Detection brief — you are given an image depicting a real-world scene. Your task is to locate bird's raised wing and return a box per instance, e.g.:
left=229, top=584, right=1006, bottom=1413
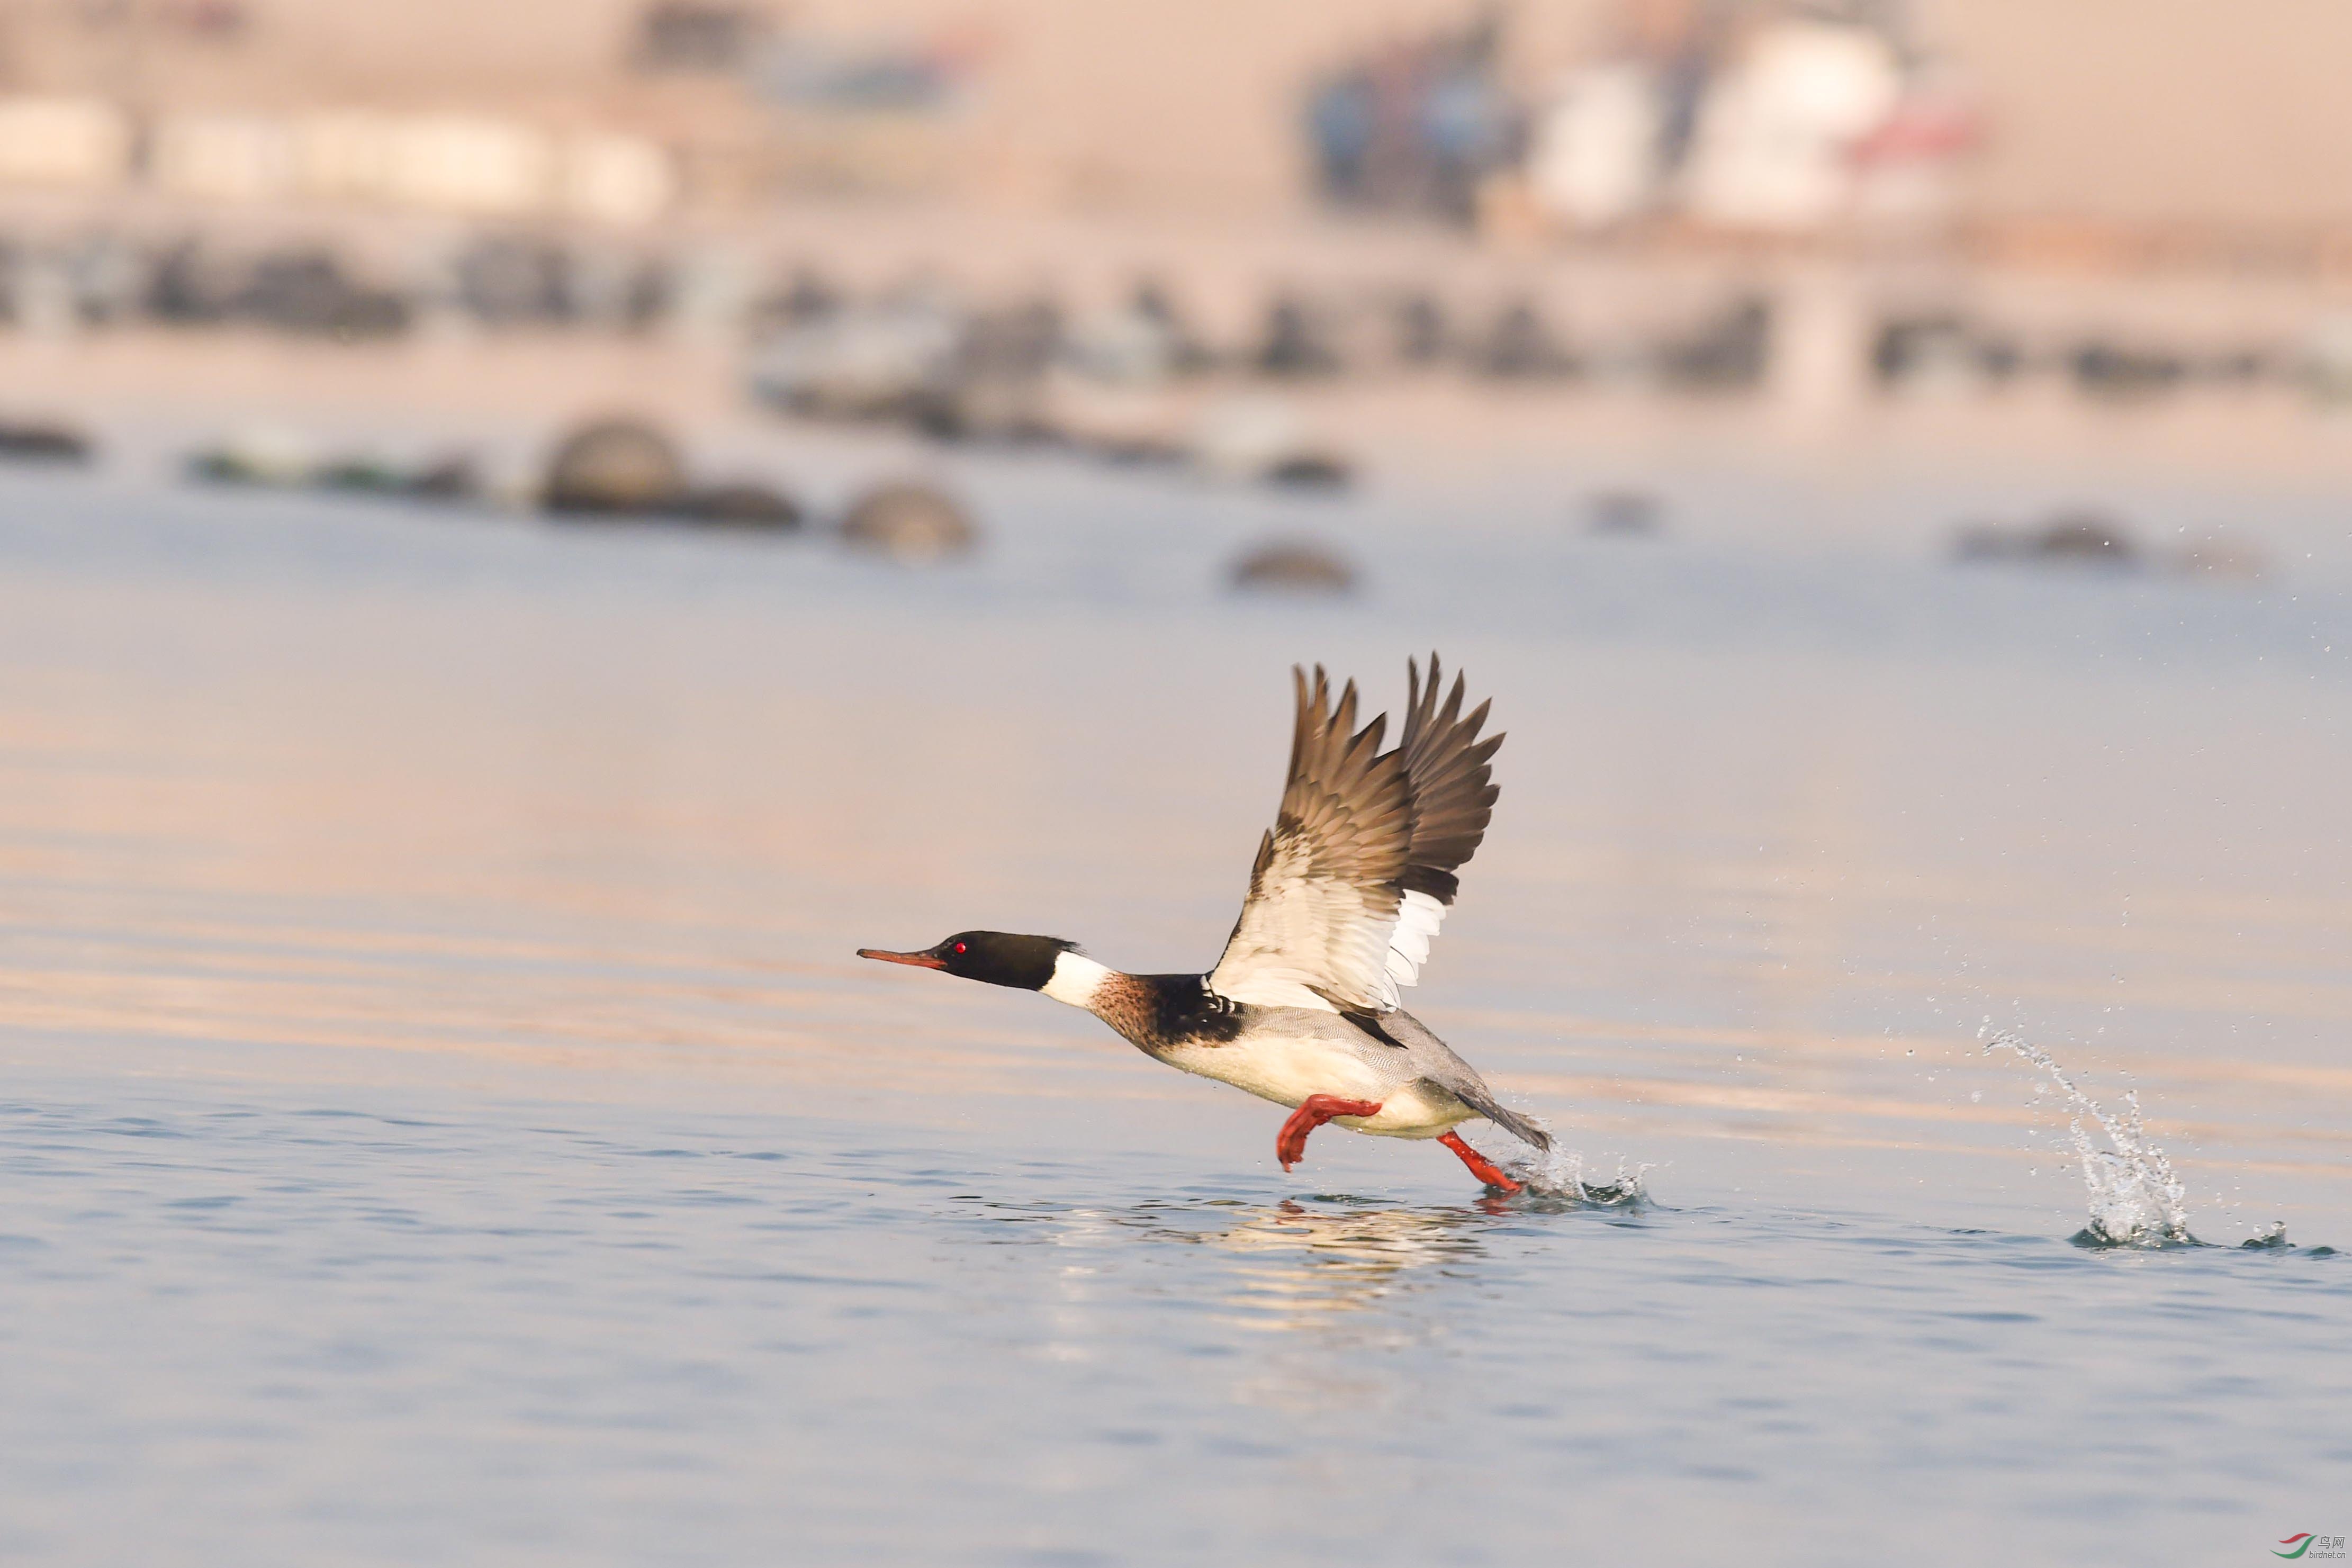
left=1207, top=655, right=1503, bottom=1013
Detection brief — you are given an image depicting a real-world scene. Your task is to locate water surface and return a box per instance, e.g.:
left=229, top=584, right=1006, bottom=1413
left=2, top=458, right=2347, bottom=1564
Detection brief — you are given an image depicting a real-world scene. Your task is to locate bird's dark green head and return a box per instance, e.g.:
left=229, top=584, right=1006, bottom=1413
left=857, top=931, right=1077, bottom=990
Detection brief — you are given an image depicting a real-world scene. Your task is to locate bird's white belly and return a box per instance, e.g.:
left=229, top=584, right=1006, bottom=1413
left=1158, top=1037, right=1469, bottom=1139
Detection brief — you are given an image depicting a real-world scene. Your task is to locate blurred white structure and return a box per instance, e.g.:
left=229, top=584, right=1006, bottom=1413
left=293, top=114, right=673, bottom=223
left=1527, top=65, right=1662, bottom=230
left=561, top=132, right=675, bottom=226
left=0, top=96, right=131, bottom=188
left=296, top=112, right=400, bottom=202
left=169, top=110, right=551, bottom=214
left=382, top=116, right=552, bottom=214
left=152, top=115, right=296, bottom=202
left=1682, top=22, right=1902, bottom=230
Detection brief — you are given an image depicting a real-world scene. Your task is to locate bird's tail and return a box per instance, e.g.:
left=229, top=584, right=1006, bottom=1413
left=1449, top=1084, right=1551, bottom=1151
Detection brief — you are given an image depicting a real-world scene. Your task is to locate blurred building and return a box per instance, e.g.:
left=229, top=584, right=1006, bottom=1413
left=0, top=0, right=2342, bottom=265
left=0, top=94, right=130, bottom=187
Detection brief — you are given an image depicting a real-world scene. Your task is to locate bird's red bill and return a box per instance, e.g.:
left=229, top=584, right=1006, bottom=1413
left=858, top=948, right=947, bottom=969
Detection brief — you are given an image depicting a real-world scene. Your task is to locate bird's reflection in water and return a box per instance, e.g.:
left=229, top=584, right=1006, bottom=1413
left=963, top=1192, right=1583, bottom=1413
left=1122, top=1197, right=1499, bottom=1338
left=1135, top=1198, right=1500, bottom=1414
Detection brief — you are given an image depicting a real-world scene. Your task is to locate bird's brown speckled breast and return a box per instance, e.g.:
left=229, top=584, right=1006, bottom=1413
left=1087, top=972, right=1245, bottom=1058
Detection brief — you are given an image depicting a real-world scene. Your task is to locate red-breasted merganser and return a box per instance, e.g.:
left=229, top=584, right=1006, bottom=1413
left=858, top=655, right=1549, bottom=1193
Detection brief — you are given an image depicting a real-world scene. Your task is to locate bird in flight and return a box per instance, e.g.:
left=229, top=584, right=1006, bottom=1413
left=859, top=655, right=1549, bottom=1193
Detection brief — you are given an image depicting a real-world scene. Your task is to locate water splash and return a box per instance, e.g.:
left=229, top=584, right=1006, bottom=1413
left=1477, top=1129, right=1652, bottom=1208
left=1979, top=1025, right=2195, bottom=1247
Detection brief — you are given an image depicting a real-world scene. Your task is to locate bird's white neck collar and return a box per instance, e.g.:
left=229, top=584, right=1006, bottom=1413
left=1041, top=951, right=1115, bottom=1008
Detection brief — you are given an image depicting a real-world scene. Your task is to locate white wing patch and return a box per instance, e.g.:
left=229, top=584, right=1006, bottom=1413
left=1209, top=832, right=1394, bottom=1013
left=1381, top=889, right=1447, bottom=993
left=1213, top=864, right=1451, bottom=1014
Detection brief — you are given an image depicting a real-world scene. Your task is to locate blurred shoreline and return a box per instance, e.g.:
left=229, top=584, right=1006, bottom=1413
left=10, top=0, right=2352, bottom=513
left=10, top=278, right=2352, bottom=501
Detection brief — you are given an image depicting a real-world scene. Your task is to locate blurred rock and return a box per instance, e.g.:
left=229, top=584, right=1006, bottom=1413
left=314, top=456, right=408, bottom=493
left=2025, top=510, right=2140, bottom=563
left=307, top=453, right=483, bottom=503
left=543, top=418, right=687, bottom=515
left=1873, top=314, right=2018, bottom=393
left=841, top=481, right=976, bottom=563
left=770, top=266, right=844, bottom=328
left=61, top=233, right=148, bottom=326
left=0, top=420, right=93, bottom=463
left=145, top=241, right=410, bottom=336
left=455, top=235, right=571, bottom=326
left=186, top=425, right=315, bottom=485
left=406, top=455, right=481, bottom=503
left=1089, top=434, right=1190, bottom=466
left=1063, top=299, right=1180, bottom=387
left=1659, top=296, right=1771, bottom=391
left=1951, top=509, right=2141, bottom=567
left=912, top=375, right=1053, bottom=446
left=965, top=298, right=1061, bottom=380
left=2070, top=340, right=2184, bottom=400
left=147, top=240, right=246, bottom=323
left=1263, top=452, right=1354, bottom=491
left=562, top=246, right=665, bottom=330
left=915, top=297, right=1061, bottom=443
left=748, top=301, right=962, bottom=421
left=1230, top=540, right=1357, bottom=594
left=1255, top=294, right=1340, bottom=377
left=1392, top=291, right=1449, bottom=366
left=187, top=438, right=489, bottom=504
left=682, top=481, right=803, bottom=529
left=1129, top=280, right=1210, bottom=373
left=1470, top=298, right=1575, bottom=379
left=1587, top=490, right=1661, bottom=535
left=240, top=249, right=410, bottom=337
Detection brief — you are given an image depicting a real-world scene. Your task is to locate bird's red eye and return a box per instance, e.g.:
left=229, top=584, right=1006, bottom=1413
left=953, top=942, right=968, bottom=955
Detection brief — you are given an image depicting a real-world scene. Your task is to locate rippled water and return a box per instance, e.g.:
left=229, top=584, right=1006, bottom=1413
left=3, top=457, right=2349, bottom=1564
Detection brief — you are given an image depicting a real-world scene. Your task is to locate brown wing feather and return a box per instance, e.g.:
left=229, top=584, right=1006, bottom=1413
left=1210, top=656, right=1504, bottom=1012
left=1394, top=652, right=1504, bottom=905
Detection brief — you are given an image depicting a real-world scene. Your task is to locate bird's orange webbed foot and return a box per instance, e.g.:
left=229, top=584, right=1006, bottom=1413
left=1439, top=1130, right=1524, bottom=1194
left=1275, top=1096, right=1384, bottom=1171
